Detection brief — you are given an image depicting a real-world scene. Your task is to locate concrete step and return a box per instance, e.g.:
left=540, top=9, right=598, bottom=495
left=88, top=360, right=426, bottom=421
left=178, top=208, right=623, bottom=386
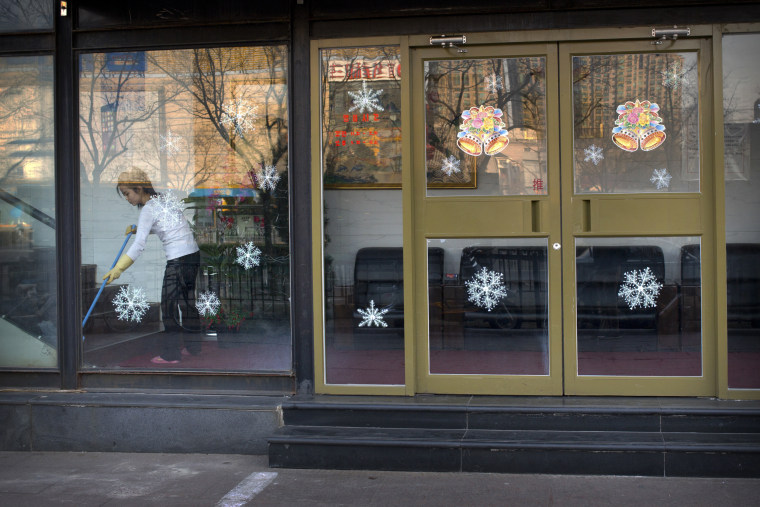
left=279, top=398, right=760, bottom=433
left=269, top=425, right=760, bottom=476
left=269, top=397, right=760, bottom=477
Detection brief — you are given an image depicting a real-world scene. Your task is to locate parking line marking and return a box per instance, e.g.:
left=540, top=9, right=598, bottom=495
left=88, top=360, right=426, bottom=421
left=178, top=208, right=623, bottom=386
left=216, top=471, right=278, bottom=507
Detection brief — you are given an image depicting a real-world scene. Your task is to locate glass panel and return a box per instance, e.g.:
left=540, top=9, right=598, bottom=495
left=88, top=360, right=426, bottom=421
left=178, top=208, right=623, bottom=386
left=0, top=55, right=56, bottom=368
left=320, top=46, right=404, bottom=385
left=428, top=238, right=549, bottom=376
left=0, top=0, right=53, bottom=33
left=424, top=57, right=547, bottom=197
left=722, top=33, right=760, bottom=389
left=321, top=47, right=402, bottom=189
left=79, top=47, right=291, bottom=372
left=575, top=237, right=701, bottom=376
left=573, top=52, right=699, bottom=194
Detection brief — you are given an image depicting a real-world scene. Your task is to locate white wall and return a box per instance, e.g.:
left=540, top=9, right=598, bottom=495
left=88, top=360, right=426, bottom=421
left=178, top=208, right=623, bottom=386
left=323, top=189, right=402, bottom=286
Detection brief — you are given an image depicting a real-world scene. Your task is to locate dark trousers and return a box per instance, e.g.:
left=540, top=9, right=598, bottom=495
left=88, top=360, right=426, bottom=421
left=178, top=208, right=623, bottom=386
left=160, top=251, right=201, bottom=361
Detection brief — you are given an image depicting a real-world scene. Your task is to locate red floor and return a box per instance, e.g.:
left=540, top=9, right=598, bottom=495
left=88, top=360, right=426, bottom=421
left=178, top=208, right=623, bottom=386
left=324, top=348, right=760, bottom=387
left=118, top=341, right=291, bottom=371
left=111, top=342, right=760, bottom=387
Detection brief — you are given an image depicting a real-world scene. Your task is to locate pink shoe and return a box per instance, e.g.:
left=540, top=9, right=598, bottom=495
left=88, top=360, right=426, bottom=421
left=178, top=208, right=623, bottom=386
left=150, top=356, right=180, bottom=364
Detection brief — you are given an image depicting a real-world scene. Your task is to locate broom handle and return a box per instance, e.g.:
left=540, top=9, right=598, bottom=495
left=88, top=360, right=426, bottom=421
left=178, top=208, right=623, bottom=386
left=81, top=227, right=135, bottom=335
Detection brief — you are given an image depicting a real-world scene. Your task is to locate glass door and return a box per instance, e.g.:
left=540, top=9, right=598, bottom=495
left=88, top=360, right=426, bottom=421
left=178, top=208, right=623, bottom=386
left=411, top=44, right=563, bottom=395
left=561, top=39, right=714, bottom=396
left=411, top=38, right=714, bottom=396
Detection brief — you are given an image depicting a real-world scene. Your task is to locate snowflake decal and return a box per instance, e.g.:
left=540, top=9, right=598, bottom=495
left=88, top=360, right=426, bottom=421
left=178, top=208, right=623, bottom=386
left=348, top=81, right=384, bottom=114
left=583, top=144, right=604, bottom=165
left=661, top=62, right=689, bottom=90
left=159, top=130, right=183, bottom=156
left=465, top=267, right=508, bottom=312
left=650, top=168, right=672, bottom=190
left=196, top=291, right=221, bottom=317
left=235, top=241, right=262, bottom=270
left=152, top=190, right=184, bottom=228
left=485, top=73, right=503, bottom=93
left=618, top=267, right=663, bottom=310
left=112, top=285, right=150, bottom=323
left=255, top=165, right=280, bottom=192
left=440, top=155, right=461, bottom=176
left=357, top=300, right=389, bottom=328
left=221, top=98, right=257, bottom=136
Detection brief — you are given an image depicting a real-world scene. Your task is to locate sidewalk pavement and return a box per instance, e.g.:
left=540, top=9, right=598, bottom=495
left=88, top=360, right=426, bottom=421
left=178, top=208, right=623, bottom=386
left=1, top=451, right=759, bottom=506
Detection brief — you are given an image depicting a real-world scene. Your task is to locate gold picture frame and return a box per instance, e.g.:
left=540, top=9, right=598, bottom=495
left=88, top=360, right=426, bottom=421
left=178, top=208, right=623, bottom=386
left=425, top=151, right=478, bottom=189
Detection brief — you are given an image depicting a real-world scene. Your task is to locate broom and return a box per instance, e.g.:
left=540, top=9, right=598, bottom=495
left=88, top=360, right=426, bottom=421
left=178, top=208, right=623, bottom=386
left=81, top=225, right=135, bottom=339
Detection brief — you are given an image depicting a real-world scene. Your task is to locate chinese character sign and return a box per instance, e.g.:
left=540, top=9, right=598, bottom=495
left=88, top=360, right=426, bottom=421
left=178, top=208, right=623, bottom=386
left=321, top=46, right=402, bottom=188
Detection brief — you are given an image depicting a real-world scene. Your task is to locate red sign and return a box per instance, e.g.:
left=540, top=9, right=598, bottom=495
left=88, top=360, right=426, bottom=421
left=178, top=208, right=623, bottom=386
left=328, top=58, right=401, bottom=82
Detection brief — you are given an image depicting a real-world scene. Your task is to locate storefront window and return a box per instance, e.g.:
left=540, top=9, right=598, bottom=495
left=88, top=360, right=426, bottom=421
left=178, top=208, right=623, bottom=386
left=0, top=54, right=56, bottom=368
left=572, top=52, right=699, bottom=194
left=320, top=46, right=404, bottom=385
left=424, top=56, right=547, bottom=197
left=723, top=33, right=760, bottom=389
left=428, top=238, right=549, bottom=375
left=575, top=236, right=701, bottom=376
left=79, top=46, right=291, bottom=372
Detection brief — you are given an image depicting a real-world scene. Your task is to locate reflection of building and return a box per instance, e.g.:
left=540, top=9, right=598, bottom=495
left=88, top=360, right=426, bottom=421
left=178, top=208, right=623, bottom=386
left=574, top=53, right=687, bottom=139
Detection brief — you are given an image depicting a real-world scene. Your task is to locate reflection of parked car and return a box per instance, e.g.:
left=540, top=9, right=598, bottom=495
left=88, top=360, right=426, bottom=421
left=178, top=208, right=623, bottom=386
left=459, top=246, right=548, bottom=330
left=576, top=245, right=664, bottom=330
left=353, top=247, right=444, bottom=334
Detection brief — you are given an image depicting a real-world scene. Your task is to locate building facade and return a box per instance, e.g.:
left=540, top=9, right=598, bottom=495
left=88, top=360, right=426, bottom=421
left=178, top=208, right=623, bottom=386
left=1, top=1, right=759, bottom=462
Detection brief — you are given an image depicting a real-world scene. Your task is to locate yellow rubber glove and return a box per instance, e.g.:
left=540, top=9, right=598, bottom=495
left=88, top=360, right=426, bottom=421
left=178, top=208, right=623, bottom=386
left=125, top=224, right=136, bottom=235
left=102, top=255, right=134, bottom=284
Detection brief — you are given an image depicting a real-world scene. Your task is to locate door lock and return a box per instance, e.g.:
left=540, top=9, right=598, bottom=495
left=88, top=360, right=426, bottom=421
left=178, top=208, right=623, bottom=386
left=553, top=243, right=561, bottom=250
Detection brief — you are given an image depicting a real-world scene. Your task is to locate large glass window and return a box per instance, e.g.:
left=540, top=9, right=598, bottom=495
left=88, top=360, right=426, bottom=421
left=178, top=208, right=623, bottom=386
left=723, top=33, right=760, bottom=389
left=0, top=55, right=56, bottom=368
left=572, top=52, right=699, bottom=194
left=320, top=46, right=404, bottom=385
left=79, top=46, right=291, bottom=372
left=575, top=236, right=701, bottom=377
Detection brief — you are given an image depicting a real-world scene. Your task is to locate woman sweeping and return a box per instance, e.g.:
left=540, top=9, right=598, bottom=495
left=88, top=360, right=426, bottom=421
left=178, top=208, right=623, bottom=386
left=103, top=168, right=201, bottom=364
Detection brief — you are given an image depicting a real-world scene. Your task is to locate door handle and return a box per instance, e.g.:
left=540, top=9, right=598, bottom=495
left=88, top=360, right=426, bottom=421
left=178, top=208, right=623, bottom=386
left=581, top=199, right=591, bottom=232
left=531, top=200, right=541, bottom=233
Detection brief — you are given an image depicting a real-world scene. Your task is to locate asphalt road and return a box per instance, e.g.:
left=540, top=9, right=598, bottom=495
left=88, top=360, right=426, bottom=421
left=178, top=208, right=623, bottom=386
left=1, top=451, right=758, bottom=506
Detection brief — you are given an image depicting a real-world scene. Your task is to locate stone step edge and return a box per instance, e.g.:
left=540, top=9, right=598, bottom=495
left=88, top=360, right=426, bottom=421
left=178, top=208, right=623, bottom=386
left=281, top=401, right=760, bottom=416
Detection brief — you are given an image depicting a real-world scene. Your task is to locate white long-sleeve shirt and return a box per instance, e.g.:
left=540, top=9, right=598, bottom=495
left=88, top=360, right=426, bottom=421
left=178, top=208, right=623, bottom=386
left=126, top=197, right=199, bottom=262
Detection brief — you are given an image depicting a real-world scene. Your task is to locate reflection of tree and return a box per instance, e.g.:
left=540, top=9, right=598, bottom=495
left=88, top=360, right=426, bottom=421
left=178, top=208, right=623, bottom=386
left=149, top=46, right=289, bottom=250
left=425, top=57, right=546, bottom=183
left=141, top=123, right=222, bottom=193
left=152, top=47, right=288, bottom=172
left=573, top=56, right=618, bottom=136
left=79, top=53, right=178, bottom=186
left=574, top=53, right=699, bottom=192
left=0, top=56, right=52, bottom=188
left=0, top=0, right=52, bottom=30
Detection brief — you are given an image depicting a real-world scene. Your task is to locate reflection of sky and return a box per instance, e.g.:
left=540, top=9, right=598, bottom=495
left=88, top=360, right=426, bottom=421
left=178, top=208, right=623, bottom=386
left=723, top=33, right=760, bottom=122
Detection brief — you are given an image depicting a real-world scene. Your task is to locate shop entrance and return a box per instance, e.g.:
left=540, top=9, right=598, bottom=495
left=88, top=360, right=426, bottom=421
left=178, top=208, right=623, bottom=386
left=411, top=39, right=715, bottom=396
